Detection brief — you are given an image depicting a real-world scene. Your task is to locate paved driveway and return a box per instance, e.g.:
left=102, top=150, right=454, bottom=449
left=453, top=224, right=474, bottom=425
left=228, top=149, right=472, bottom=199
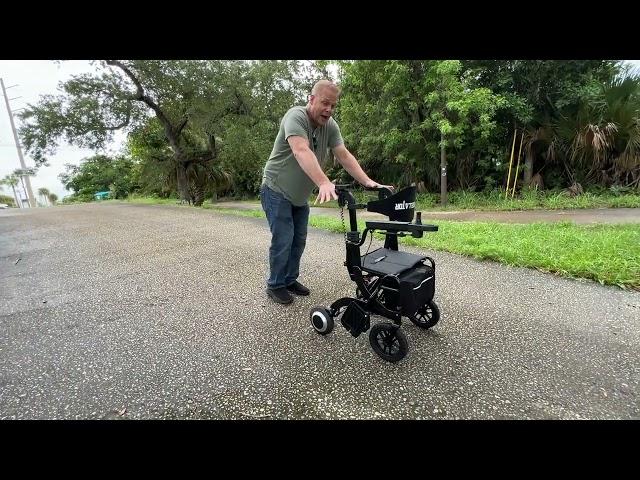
left=1, top=204, right=638, bottom=419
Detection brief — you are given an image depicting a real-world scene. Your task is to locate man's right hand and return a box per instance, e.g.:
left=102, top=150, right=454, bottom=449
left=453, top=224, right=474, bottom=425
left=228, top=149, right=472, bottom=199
left=315, top=181, right=338, bottom=204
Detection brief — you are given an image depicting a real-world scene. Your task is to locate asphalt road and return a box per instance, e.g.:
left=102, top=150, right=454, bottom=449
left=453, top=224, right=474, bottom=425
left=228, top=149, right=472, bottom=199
left=1, top=203, right=638, bottom=419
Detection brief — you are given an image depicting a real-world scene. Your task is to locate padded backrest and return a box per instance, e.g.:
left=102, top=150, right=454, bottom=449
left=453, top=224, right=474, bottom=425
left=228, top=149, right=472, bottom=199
left=366, top=186, right=416, bottom=222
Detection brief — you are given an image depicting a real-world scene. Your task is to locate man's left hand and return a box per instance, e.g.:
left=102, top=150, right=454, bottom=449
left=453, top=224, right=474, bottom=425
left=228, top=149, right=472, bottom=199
left=364, top=180, right=394, bottom=192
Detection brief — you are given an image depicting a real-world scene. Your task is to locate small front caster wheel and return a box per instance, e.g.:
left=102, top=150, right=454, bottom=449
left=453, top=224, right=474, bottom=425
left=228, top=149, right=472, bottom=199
left=409, top=300, right=440, bottom=329
left=369, top=322, right=408, bottom=363
left=310, top=307, right=334, bottom=335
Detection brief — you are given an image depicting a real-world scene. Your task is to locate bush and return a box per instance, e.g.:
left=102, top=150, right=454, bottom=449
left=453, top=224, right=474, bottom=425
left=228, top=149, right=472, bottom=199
left=0, top=194, right=16, bottom=207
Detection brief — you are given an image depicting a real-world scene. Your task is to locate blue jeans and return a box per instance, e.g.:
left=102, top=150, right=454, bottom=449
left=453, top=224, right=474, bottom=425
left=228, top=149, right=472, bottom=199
left=260, top=184, right=310, bottom=289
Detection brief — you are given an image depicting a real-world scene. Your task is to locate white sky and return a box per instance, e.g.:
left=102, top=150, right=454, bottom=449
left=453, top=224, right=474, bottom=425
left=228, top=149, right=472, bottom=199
left=1, top=59, right=639, bottom=203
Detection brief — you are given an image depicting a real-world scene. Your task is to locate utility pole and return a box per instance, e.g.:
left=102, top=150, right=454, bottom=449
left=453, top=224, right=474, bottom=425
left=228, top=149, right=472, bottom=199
left=1, top=77, right=36, bottom=207
left=440, top=132, right=448, bottom=206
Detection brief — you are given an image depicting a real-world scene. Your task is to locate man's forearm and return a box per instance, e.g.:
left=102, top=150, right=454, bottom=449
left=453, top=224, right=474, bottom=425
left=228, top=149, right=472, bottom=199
left=337, top=151, right=372, bottom=185
left=293, top=148, right=331, bottom=187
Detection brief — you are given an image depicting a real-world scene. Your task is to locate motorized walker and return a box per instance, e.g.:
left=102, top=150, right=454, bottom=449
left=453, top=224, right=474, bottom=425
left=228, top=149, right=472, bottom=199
left=310, top=185, right=441, bottom=362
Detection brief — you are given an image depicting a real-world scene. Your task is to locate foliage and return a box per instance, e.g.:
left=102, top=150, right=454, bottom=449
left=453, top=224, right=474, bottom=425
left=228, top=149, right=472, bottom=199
left=18, top=60, right=640, bottom=205
left=0, top=194, right=15, bottom=206
left=337, top=60, right=506, bottom=192
left=59, top=154, right=139, bottom=200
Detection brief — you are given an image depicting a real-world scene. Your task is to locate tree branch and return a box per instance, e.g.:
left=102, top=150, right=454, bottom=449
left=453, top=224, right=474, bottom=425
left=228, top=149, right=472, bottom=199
left=106, top=60, right=144, bottom=99
left=106, top=60, right=185, bottom=156
left=105, top=108, right=131, bottom=130
left=175, top=116, right=189, bottom=136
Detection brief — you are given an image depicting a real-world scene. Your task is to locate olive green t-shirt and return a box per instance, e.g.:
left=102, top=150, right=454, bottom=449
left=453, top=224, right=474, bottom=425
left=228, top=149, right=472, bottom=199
left=262, top=106, right=344, bottom=206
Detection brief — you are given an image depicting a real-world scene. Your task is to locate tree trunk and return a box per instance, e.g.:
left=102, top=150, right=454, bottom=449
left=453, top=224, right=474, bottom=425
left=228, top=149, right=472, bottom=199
left=524, top=149, right=533, bottom=185
left=176, top=161, right=189, bottom=203
left=440, top=133, right=448, bottom=206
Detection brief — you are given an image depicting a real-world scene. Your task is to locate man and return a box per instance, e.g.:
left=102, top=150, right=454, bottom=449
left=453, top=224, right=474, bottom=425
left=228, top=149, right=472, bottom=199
left=260, top=79, right=392, bottom=304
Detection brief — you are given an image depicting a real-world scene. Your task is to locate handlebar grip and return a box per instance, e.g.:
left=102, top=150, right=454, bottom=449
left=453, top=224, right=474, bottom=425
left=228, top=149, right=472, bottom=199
left=366, top=186, right=395, bottom=199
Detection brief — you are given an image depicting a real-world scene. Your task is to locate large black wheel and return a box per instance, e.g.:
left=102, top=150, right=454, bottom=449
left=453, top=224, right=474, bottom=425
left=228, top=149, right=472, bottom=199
left=409, top=300, right=440, bottom=329
left=368, top=323, right=408, bottom=363
left=310, top=307, right=334, bottom=335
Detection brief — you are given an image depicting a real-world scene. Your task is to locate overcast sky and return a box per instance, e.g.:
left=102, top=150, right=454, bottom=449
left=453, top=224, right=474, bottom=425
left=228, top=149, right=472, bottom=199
left=1, top=59, right=639, bottom=204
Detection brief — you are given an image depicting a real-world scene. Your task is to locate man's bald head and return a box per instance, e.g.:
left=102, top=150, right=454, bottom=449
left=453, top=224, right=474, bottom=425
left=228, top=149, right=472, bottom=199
left=311, top=80, right=341, bottom=97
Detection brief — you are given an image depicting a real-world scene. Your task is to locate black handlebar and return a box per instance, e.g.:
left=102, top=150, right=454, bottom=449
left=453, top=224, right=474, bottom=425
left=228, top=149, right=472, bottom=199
left=334, top=183, right=393, bottom=192
left=365, top=186, right=395, bottom=199
left=334, top=183, right=395, bottom=203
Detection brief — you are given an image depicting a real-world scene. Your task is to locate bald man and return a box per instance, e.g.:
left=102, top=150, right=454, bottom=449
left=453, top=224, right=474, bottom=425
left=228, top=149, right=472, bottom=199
left=260, top=79, right=392, bottom=304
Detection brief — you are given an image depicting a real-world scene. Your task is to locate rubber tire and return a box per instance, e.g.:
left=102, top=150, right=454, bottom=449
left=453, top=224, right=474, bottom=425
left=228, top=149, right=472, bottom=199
left=310, top=307, right=334, bottom=335
left=368, top=322, right=408, bottom=363
left=409, top=300, right=440, bottom=329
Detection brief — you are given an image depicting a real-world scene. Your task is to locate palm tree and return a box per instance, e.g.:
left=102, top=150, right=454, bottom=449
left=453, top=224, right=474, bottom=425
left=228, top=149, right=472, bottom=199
left=521, top=74, right=640, bottom=190
left=558, top=75, right=640, bottom=188
left=1, top=174, right=21, bottom=207
left=37, top=187, right=51, bottom=206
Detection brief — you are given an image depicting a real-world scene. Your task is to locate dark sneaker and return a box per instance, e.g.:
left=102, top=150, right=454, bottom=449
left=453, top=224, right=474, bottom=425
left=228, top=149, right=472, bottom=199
left=286, top=281, right=310, bottom=296
left=266, top=287, right=293, bottom=304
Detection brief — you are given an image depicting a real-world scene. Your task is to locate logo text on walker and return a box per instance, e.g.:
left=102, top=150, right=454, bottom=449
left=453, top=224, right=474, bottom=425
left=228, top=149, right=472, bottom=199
left=395, top=201, right=415, bottom=210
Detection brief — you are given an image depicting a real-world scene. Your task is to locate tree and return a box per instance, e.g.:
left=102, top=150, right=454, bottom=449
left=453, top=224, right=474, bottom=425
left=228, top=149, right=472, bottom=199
left=48, top=193, right=58, bottom=205
left=58, top=154, right=137, bottom=200
left=1, top=174, right=20, bottom=207
left=19, top=60, right=232, bottom=205
left=552, top=74, right=640, bottom=188
left=421, top=61, right=505, bottom=204
left=337, top=60, right=504, bottom=202
left=215, top=60, right=311, bottom=197
left=20, top=60, right=313, bottom=204
left=120, top=60, right=313, bottom=200
left=37, top=187, right=50, bottom=206
left=462, top=60, right=621, bottom=188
